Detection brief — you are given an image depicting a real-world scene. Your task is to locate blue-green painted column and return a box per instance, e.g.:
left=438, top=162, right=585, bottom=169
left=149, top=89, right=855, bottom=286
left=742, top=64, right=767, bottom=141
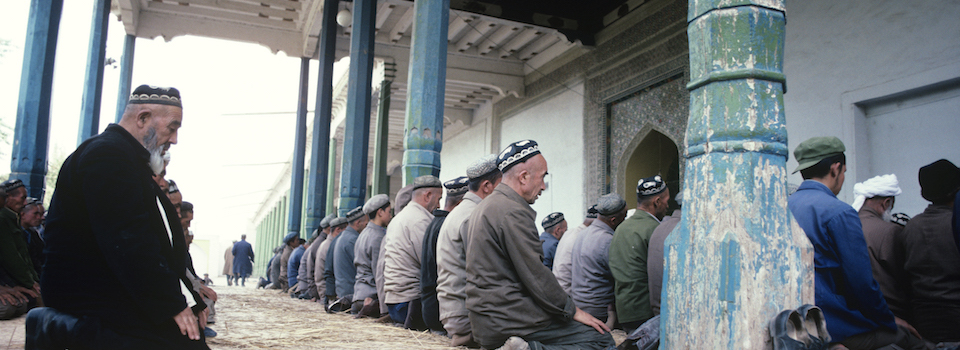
left=12, top=0, right=63, bottom=200
left=115, top=34, right=135, bottom=123
left=661, top=1, right=813, bottom=348
left=326, top=138, right=338, bottom=214
left=338, top=0, right=377, bottom=215
left=286, top=58, right=310, bottom=239
left=77, top=0, right=111, bottom=145
left=372, top=78, right=392, bottom=194
left=305, top=0, right=339, bottom=233
left=401, top=0, right=448, bottom=184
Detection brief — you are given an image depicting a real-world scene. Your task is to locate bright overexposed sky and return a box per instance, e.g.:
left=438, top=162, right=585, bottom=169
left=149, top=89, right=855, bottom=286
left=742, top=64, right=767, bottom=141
left=0, top=1, right=345, bottom=275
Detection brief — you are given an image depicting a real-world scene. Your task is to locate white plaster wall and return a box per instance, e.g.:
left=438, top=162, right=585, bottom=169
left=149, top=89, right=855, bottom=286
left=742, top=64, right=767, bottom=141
left=439, top=119, right=490, bottom=188
left=500, top=83, right=586, bottom=232
left=784, top=0, right=960, bottom=201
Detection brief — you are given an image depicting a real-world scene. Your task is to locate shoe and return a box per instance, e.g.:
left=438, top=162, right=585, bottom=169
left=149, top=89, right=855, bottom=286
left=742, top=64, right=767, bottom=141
left=204, top=327, right=217, bottom=338
left=497, top=336, right=530, bottom=350
left=798, top=305, right=830, bottom=350
left=770, top=309, right=809, bottom=350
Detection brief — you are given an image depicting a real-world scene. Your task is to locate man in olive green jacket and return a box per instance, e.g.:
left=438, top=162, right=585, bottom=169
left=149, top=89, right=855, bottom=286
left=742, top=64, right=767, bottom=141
left=609, top=175, right=670, bottom=333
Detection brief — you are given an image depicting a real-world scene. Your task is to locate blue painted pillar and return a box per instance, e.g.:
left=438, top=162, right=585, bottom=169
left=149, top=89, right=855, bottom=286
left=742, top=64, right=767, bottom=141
left=305, top=0, right=339, bottom=232
left=115, top=34, right=136, bottom=123
left=661, top=1, right=813, bottom=348
left=338, top=0, right=377, bottom=216
left=372, top=78, right=392, bottom=194
left=326, top=138, right=338, bottom=214
left=286, top=58, right=310, bottom=239
left=401, top=0, right=449, bottom=184
left=12, top=0, right=64, bottom=200
left=77, top=0, right=111, bottom=145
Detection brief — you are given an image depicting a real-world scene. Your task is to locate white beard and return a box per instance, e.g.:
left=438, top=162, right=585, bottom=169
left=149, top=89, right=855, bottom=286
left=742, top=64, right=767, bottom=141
left=148, top=147, right=165, bottom=176
left=883, top=207, right=894, bottom=222
left=143, top=127, right=166, bottom=176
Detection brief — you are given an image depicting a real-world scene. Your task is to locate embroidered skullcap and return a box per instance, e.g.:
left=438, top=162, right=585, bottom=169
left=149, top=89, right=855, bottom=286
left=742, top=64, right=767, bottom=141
left=282, top=231, right=299, bottom=244
left=891, top=213, right=910, bottom=227
left=498, top=140, right=541, bottom=173
left=444, top=176, right=470, bottom=196
left=851, top=174, right=902, bottom=211
left=319, top=213, right=337, bottom=229
left=412, top=175, right=442, bottom=190
left=0, top=179, right=24, bottom=193
left=586, top=205, right=599, bottom=219
left=918, top=159, right=960, bottom=203
left=597, top=193, right=627, bottom=216
left=541, top=212, right=565, bottom=230
left=467, top=154, right=499, bottom=180
left=346, top=206, right=365, bottom=222
left=637, top=175, right=666, bottom=196
left=363, top=194, right=390, bottom=215
left=128, top=85, right=182, bottom=108
left=167, top=179, right=180, bottom=194
left=329, top=217, right=348, bottom=228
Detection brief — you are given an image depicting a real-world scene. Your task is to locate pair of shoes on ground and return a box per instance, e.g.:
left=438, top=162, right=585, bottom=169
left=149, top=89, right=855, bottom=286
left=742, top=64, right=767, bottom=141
left=204, top=327, right=217, bottom=338
left=771, top=304, right=830, bottom=350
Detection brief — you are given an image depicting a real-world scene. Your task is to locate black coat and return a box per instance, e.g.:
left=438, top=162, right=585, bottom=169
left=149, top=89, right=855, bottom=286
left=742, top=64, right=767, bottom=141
left=42, top=124, right=205, bottom=342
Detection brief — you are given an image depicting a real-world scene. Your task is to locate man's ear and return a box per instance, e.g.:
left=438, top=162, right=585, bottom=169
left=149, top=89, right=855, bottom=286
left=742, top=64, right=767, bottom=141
left=136, top=109, right=152, bottom=127
left=830, top=162, right=842, bottom=178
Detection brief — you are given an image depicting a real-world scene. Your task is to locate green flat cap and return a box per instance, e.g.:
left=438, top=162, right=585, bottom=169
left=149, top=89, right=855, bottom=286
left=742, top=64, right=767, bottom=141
left=793, top=136, right=845, bottom=174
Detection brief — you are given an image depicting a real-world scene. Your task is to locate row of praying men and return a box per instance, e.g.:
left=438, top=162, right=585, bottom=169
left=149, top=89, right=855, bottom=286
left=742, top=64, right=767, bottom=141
left=0, top=180, right=44, bottom=320
left=258, top=136, right=960, bottom=350
left=262, top=140, right=618, bottom=349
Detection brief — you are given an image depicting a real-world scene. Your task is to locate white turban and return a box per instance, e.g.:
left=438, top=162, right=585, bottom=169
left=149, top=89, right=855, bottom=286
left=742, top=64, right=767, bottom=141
left=851, top=174, right=902, bottom=211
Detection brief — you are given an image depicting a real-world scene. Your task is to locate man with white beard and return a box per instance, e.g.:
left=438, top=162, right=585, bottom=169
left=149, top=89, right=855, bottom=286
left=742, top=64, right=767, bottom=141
left=30, top=85, right=208, bottom=349
left=853, top=174, right=909, bottom=320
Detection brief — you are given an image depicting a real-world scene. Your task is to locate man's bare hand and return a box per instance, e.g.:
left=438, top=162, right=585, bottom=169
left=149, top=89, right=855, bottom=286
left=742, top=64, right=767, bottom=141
left=894, top=317, right=921, bottom=339
left=14, top=285, right=38, bottom=299
left=0, top=290, right=19, bottom=305
left=31, top=282, right=40, bottom=295
left=200, top=285, right=217, bottom=302
left=173, top=307, right=200, bottom=340
left=573, top=307, right=610, bottom=334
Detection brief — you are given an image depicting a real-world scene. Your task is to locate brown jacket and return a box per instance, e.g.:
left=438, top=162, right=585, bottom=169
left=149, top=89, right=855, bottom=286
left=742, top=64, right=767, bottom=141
left=465, top=184, right=575, bottom=349
left=858, top=206, right=908, bottom=319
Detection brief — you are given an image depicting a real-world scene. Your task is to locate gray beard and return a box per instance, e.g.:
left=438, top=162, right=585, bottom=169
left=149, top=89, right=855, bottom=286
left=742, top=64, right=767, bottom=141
left=143, top=127, right=165, bottom=176
left=883, top=207, right=894, bottom=222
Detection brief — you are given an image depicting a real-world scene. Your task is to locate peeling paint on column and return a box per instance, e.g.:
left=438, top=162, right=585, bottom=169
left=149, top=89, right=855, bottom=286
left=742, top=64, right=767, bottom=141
left=661, top=1, right=813, bottom=349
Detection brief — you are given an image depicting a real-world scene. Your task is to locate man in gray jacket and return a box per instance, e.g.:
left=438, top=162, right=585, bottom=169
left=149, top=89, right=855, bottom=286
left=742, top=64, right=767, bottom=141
left=437, top=154, right=500, bottom=348
left=353, top=194, right=391, bottom=316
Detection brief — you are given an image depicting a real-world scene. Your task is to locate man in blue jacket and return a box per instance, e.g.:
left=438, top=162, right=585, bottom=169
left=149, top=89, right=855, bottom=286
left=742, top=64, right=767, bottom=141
left=788, top=136, right=927, bottom=350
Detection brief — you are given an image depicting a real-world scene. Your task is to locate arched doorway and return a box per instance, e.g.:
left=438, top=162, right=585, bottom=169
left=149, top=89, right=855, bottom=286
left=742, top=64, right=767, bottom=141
left=622, top=130, right=680, bottom=211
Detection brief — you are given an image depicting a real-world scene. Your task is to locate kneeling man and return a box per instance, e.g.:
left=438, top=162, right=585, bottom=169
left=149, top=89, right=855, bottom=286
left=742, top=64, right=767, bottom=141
left=465, top=140, right=614, bottom=350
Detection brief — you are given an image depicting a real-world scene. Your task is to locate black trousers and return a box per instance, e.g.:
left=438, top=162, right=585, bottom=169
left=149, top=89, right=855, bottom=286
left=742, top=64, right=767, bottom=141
left=420, top=287, right=444, bottom=332
left=26, top=307, right=209, bottom=350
